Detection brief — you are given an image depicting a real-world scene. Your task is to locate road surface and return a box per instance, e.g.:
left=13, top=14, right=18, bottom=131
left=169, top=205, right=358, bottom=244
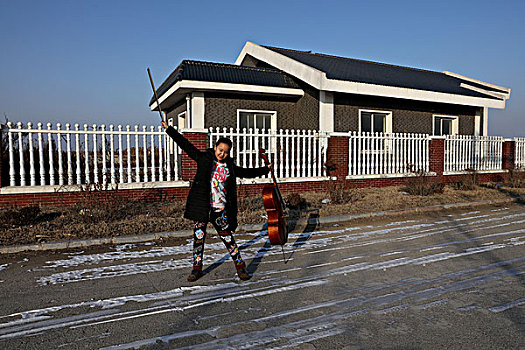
left=1, top=204, right=524, bottom=349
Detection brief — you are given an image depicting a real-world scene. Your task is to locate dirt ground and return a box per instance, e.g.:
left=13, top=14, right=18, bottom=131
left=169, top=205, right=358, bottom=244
left=1, top=182, right=524, bottom=247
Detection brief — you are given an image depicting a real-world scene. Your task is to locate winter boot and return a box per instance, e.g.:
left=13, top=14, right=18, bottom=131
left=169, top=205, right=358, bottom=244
left=235, top=263, right=251, bottom=281
left=187, top=269, right=203, bottom=282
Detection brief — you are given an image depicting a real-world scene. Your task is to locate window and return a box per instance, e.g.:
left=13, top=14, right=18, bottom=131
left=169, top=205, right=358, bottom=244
left=433, top=115, right=458, bottom=136
left=359, top=110, right=392, bottom=133
left=238, top=111, right=273, bottom=132
left=237, top=110, right=277, bottom=153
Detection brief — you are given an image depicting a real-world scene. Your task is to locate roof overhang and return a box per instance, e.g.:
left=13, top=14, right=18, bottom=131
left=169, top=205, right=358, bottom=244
left=150, top=80, right=304, bottom=111
left=235, top=42, right=510, bottom=109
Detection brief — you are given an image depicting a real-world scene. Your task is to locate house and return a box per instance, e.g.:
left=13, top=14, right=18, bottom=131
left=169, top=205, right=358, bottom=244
left=149, top=42, right=510, bottom=137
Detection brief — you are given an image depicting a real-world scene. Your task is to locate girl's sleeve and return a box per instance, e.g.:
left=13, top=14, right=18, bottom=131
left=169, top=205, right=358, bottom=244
left=234, top=164, right=270, bottom=179
left=165, top=126, right=201, bottom=161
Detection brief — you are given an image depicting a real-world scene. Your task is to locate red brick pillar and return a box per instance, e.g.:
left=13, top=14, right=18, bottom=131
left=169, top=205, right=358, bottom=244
left=429, top=137, right=445, bottom=181
left=327, top=134, right=349, bottom=178
left=502, top=140, right=515, bottom=170
left=181, top=130, right=208, bottom=182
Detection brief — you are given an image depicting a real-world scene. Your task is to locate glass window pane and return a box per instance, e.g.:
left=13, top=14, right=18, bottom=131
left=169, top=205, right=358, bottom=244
left=264, top=115, right=271, bottom=130
left=434, top=118, right=441, bottom=135
left=442, top=119, right=451, bottom=135
left=240, top=112, right=248, bottom=129
left=361, top=113, right=371, bottom=132
left=256, top=114, right=264, bottom=130
left=373, top=114, right=385, bottom=133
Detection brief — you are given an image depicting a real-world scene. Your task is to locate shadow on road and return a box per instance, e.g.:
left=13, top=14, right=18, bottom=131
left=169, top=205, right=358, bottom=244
left=284, top=211, right=320, bottom=264
left=202, top=231, right=267, bottom=277
left=440, top=208, right=525, bottom=285
left=491, top=184, right=525, bottom=205
left=439, top=205, right=525, bottom=331
left=203, top=210, right=321, bottom=277
left=248, top=210, right=320, bottom=274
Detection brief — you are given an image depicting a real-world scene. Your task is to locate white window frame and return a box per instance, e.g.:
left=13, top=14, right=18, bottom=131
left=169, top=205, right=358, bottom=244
left=236, top=109, right=277, bottom=154
left=432, top=115, right=459, bottom=136
left=237, top=109, right=277, bottom=131
left=358, top=109, right=392, bottom=134
left=177, top=111, right=186, bottom=130
left=166, top=116, right=175, bottom=155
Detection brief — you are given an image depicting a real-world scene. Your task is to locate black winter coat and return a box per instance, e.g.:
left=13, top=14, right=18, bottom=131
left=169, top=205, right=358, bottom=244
left=166, top=126, right=269, bottom=231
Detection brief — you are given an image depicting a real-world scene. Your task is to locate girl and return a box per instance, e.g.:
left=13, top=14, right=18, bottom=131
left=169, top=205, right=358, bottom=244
left=161, top=121, right=271, bottom=282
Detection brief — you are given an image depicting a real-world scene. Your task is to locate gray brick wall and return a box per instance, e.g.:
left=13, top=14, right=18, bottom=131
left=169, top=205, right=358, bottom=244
left=334, top=93, right=477, bottom=135
left=204, top=82, right=319, bottom=130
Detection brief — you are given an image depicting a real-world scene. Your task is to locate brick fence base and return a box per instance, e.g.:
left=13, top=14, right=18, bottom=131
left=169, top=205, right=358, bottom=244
left=0, top=187, right=191, bottom=209
left=0, top=172, right=512, bottom=209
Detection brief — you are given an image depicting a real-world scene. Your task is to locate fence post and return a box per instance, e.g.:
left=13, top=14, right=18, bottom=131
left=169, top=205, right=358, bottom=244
left=429, top=137, right=445, bottom=182
left=181, top=129, right=208, bottom=182
left=327, top=133, right=349, bottom=178
left=502, top=139, right=515, bottom=172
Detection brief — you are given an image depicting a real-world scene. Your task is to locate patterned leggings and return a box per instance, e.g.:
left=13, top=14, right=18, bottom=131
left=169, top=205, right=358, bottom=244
left=192, top=209, right=244, bottom=271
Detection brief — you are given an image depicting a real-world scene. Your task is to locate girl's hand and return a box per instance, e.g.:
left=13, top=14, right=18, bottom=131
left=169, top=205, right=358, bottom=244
left=161, top=121, right=168, bottom=129
left=267, top=163, right=273, bottom=171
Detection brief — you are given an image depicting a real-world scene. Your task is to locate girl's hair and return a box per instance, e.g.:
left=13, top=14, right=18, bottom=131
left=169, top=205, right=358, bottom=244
left=215, top=137, right=232, bottom=149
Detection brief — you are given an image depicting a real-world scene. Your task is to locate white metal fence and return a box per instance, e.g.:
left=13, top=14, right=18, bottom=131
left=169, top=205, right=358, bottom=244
left=345, top=132, right=430, bottom=176
left=209, top=127, right=329, bottom=179
left=515, top=137, right=525, bottom=170
left=5, top=122, right=181, bottom=187
left=444, top=135, right=504, bottom=173
left=3, top=121, right=520, bottom=189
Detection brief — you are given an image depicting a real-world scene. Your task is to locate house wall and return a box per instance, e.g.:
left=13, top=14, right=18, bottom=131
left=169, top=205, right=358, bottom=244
left=294, top=81, right=319, bottom=130
left=165, top=99, right=187, bottom=124
left=238, top=56, right=321, bottom=130
left=204, top=92, right=296, bottom=129
left=334, top=93, right=477, bottom=134
left=204, top=82, right=319, bottom=130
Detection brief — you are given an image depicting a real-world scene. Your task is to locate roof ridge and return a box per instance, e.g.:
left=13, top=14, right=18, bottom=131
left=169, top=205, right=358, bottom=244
left=262, top=45, right=444, bottom=76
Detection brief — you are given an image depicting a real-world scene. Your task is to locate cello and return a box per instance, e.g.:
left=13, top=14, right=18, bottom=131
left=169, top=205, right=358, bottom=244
left=260, top=149, right=288, bottom=245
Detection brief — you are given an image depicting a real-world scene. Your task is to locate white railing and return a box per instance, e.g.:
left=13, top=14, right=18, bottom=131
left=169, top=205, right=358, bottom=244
left=5, top=122, right=181, bottom=187
left=345, top=132, right=430, bottom=176
left=444, top=135, right=504, bottom=173
left=515, top=137, right=525, bottom=170
left=209, top=128, right=329, bottom=179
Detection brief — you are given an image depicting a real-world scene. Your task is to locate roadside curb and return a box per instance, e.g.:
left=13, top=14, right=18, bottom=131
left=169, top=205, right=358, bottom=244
left=1, top=197, right=522, bottom=255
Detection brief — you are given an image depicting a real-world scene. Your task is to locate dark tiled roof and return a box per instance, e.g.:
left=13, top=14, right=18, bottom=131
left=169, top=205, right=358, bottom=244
left=263, top=46, right=504, bottom=99
left=150, top=60, right=299, bottom=105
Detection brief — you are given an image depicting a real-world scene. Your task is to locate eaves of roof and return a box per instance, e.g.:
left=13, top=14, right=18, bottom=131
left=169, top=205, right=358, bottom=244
left=149, top=60, right=300, bottom=106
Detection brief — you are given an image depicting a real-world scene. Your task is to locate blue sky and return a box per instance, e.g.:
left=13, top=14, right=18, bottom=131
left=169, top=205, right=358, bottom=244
left=1, top=0, right=524, bottom=136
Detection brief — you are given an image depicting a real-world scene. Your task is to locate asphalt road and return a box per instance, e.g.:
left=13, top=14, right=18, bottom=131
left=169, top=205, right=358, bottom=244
left=0, top=203, right=524, bottom=349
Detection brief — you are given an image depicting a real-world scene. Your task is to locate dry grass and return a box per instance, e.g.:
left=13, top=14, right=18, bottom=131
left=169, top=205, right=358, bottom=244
left=402, top=170, right=445, bottom=196
left=0, top=201, right=187, bottom=246
left=0, top=183, right=520, bottom=247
